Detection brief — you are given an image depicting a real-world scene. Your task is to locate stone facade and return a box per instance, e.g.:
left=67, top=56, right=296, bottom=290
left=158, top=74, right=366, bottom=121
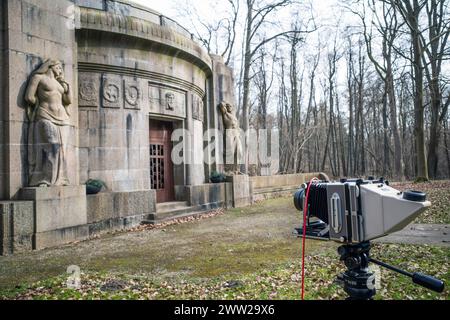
left=0, top=0, right=231, bottom=254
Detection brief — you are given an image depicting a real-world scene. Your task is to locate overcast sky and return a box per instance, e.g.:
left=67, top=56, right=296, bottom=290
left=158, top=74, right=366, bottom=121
left=129, top=0, right=344, bottom=29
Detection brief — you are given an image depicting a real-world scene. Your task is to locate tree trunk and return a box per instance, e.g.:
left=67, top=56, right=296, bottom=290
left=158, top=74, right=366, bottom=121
left=412, top=24, right=428, bottom=181
left=387, top=70, right=404, bottom=180
left=382, top=85, right=390, bottom=176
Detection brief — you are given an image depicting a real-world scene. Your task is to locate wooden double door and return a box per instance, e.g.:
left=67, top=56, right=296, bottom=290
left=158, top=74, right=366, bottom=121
left=149, top=119, right=174, bottom=203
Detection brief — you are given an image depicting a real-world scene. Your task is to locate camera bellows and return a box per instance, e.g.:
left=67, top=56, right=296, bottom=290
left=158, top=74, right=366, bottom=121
left=306, top=183, right=329, bottom=223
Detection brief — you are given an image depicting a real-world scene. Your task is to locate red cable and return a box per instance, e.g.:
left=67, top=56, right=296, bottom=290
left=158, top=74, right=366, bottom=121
left=301, top=177, right=318, bottom=300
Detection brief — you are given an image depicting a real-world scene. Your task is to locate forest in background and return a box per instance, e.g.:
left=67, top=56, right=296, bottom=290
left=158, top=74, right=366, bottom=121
left=174, top=0, right=450, bottom=181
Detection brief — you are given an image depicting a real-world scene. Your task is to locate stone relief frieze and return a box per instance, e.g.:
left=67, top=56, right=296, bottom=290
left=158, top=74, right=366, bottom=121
left=78, top=73, right=99, bottom=107
left=124, top=79, right=141, bottom=109
left=165, top=92, right=175, bottom=110
left=101, top=75, right=121, bottom=108
left=148, top=83, right=186, bottom=118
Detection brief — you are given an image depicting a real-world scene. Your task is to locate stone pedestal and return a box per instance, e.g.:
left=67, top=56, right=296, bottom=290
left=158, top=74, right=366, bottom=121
left=20, top=185, right=88, bottom=249
left=226, top=174, right=251, bottom=208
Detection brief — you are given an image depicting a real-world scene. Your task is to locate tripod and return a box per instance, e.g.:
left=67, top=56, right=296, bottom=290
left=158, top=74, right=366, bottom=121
left=337, top=241, right=445, bottom=300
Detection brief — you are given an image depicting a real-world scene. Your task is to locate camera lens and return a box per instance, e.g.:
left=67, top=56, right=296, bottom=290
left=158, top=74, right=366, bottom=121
left=293, top=189, right=304, bottom=211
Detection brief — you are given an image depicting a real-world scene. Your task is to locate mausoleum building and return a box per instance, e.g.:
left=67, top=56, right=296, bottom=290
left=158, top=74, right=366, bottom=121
left=0, top=0, right=324, bottom=255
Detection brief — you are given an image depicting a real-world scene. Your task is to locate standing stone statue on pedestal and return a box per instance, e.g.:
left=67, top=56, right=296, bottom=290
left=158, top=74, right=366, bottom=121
left=218, top=101, right=243, bottom=174
left=25, top=59, right=72, bottom=187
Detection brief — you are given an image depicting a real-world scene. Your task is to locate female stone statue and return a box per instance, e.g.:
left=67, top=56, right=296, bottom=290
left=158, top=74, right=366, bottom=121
left=25, top=59, right=72, bottom=186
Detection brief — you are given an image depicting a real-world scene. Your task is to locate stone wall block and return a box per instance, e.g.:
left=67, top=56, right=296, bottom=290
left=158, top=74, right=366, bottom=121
left=226, top=174, right=251, bottom=208
left=20, top=186, right=87, bottom=233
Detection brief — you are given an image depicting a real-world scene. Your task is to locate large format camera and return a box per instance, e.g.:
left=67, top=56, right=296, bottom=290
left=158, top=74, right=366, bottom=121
left=293, top=177, right=430, bottom=243
left=293, top=177, right=445, bottom=299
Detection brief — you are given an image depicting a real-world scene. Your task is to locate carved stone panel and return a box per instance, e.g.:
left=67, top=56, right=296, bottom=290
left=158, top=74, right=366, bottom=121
left=165, top=92, right=175, bottom=110
left=124, top=78, right=142, bottom=110
left=192, top=94, right=204, bottom=122
left=101, top=74, right=121, bottom=108
left=78, top=73, right=100, bottom=107
left=148, top=83, right=186, bottom=118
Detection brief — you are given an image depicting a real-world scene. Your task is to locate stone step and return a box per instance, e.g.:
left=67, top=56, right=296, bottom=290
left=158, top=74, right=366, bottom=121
left=142, top=202, right=224, bottom=225
left=156, top=201, right=189, bottom=214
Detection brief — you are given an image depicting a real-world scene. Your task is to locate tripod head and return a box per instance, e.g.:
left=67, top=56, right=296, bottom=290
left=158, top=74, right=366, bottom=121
left=336, top=241, right=445, bottom=300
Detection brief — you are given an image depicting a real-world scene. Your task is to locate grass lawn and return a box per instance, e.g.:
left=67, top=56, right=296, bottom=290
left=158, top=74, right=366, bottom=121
left=0, top=180, right=448, bottom=300
left=1, top=242, right=448, bottom=300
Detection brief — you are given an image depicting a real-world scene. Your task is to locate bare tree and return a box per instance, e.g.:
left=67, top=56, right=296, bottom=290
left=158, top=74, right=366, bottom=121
left=420, top=0, right=450, bottom=178
left=240, top=1, right=316, bottom=172
left=387, top=0, right=429, bottom=181
left=174, top=0, right=239, bottom=65
left=353, top=0, right=404, bottom=179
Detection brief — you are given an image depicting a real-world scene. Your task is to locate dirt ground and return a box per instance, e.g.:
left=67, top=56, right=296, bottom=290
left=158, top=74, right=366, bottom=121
left=0, top=197, right=334, bottom=290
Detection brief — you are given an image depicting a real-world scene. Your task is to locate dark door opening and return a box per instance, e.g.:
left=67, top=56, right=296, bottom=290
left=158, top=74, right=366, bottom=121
left=149, top=119, right=174, bottom=203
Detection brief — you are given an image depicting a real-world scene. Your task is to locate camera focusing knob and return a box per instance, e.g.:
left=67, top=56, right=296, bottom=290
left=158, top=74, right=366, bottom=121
left=403, top=190, right=427, bottom=202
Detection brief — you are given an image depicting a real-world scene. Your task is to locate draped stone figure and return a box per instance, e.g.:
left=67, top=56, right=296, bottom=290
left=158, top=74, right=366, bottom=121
left=218, top=101, right=243, bottom=173
left=25, top=59, right=72, bottom=187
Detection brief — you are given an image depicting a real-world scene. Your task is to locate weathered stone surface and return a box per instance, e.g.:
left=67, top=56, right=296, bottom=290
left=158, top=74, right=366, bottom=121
left=250, top=172, right=328, bottom=190
left=101, top=74, right=122, bottom=108
left=73, top=3, right=218, bottom=194
left=12, top=202, right=34, bottom=236
left=86, top=192, right=116, bottom=224
left=190, top=120, right=206, bottom=185
left=208, top=55, right=236, bottom=172
left=0, top=201, right=35, bottom=255
left=34, top=225, right=89, bottom=250
left=0, top=205, right=13, bottom=255
left=88, top=214, right=148, bottom=237
left=0, top=201, right=34, bottom=235
left=148, top=84, right=187, bottom=118
left=87, top=190, right=156, bottom=224
left=79, top=72, right=100, bottom=107
left=192, top=93, right=204, bottom=122
left=20, top=186, right=87, bottom=233
left=249, top=173, right=329, bottom=203
left=186, top=183, right=231, bottom=208
left=75, top=0, right=105, bottom=10
left=2, top=0, right=78, bottom=199
left=218, top=102, right=242, bottom=173
left=174, top=185, right=187, bottom=201
left=11, top=235, right=33, bottom=253
left=113, top=190, right=155, bottom=217
left=226, top=174, right=251, bottom=208
left=20, top=2, right=74, bottom=43
left=124, top=78, right=142, bottom=110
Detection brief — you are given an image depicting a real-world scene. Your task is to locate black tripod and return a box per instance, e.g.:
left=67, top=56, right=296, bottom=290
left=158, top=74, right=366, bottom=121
left=337, top=241, right=445, bottom=300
